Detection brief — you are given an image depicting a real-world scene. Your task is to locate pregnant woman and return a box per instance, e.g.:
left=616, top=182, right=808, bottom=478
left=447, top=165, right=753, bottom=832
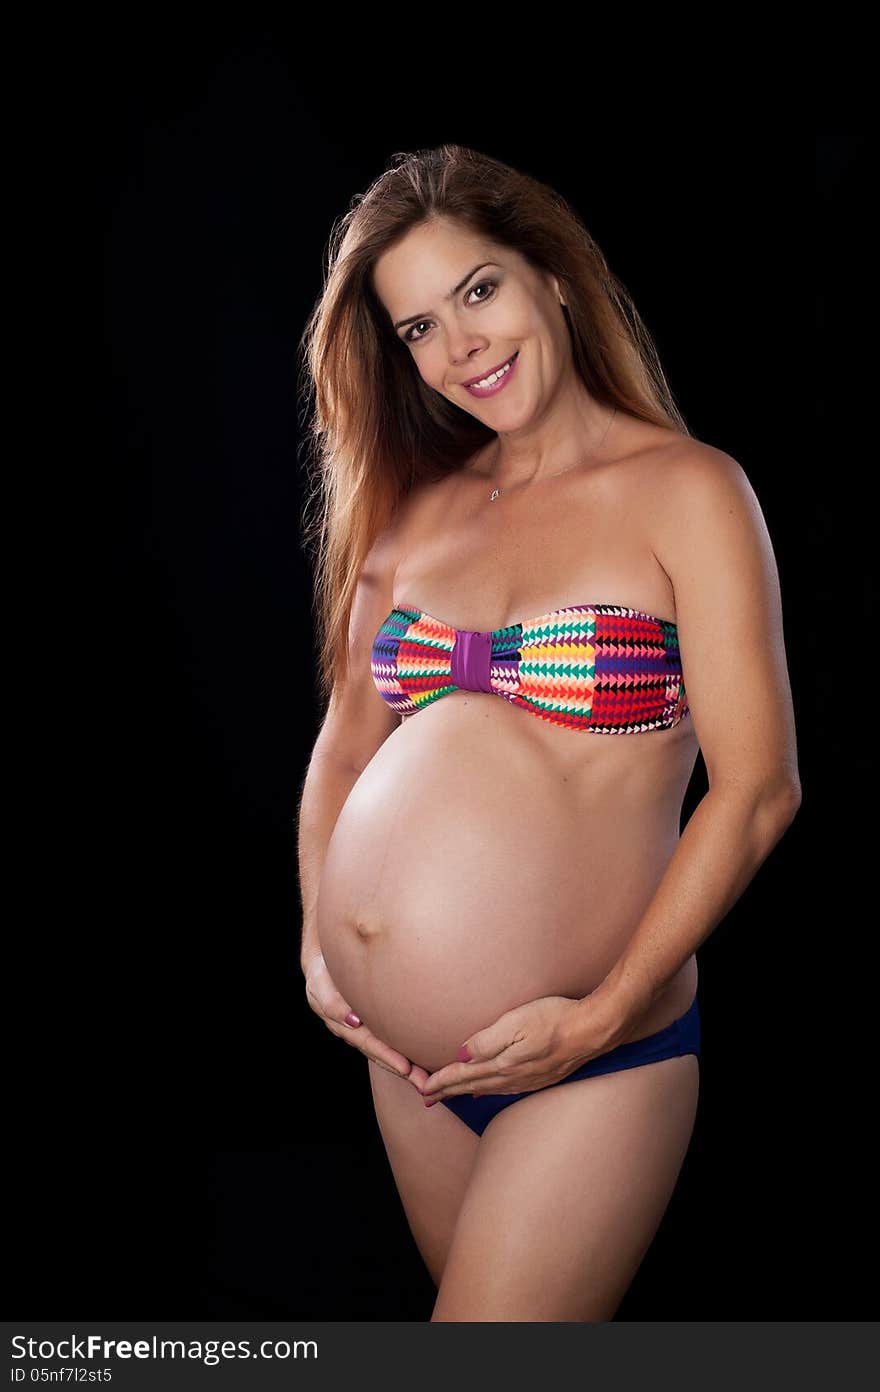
left=296, top=145, right=801, bottom=1321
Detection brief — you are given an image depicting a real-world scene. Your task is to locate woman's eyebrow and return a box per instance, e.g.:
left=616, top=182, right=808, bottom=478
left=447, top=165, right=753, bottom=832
left=393, top=262, right=499, bottom=331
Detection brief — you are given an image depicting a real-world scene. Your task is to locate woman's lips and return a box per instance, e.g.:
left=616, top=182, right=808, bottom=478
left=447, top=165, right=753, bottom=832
left=462, top=351, right=519, bottom=399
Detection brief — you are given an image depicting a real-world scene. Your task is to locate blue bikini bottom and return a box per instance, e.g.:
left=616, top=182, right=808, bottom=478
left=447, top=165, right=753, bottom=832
left=440, top=994, right=701, bottom=1138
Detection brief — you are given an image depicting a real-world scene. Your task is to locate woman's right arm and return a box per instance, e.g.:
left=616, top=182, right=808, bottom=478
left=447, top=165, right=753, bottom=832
left=296, top=515, right=428, bottom=1086
left=297, top=517, right=402, bottom=974
left=297, top=749, right=365, bottom=975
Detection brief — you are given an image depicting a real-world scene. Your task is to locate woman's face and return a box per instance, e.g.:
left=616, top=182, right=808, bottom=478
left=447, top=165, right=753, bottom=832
left=372, top=217, right=569, bottom=425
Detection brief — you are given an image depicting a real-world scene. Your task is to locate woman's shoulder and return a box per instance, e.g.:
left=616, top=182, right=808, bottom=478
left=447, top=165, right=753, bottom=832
left=635, top=428, right=761, bottom=582
left=369, top=465, right=457, bottom=577
left=624, top=420, right=745, bottom=495
left=644, top=433, right=749, bottom=507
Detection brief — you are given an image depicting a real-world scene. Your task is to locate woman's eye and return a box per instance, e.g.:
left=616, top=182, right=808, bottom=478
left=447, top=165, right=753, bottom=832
left=403, top=279, right=497, bottom=343
left=469, top=280, right=496, bottom=303
left=404, top=321, right=431, bottom=343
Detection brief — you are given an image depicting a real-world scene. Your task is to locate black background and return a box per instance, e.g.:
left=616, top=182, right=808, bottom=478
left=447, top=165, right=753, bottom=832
left=12, top=27, right=872, bottom=1321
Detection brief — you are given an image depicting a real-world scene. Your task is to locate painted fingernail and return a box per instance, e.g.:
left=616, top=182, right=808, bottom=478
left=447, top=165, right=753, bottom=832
left=424, top=1098, right=438, bottom=1108
left=457, top=1045, right=472, bottom=1062
left=344, top=1011, right=361, bottom=1026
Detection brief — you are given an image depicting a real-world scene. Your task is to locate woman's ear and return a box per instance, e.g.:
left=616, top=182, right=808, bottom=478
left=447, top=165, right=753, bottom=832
left=541, top=269, right=566, bottom=307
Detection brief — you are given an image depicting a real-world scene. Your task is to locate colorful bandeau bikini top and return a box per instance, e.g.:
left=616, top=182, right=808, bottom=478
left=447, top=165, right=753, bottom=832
left=371, top=601, right=689, bottom=735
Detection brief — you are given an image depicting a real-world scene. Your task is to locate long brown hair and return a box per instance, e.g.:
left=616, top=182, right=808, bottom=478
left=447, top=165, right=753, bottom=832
left=298, top=143, right=692, bottom=714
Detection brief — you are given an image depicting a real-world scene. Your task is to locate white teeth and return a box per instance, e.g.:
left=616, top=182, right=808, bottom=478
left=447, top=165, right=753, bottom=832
left=471, top=356, right=514, bottom=389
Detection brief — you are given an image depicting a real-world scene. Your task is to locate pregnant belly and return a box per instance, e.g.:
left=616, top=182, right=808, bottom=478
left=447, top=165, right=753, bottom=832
left=316, top=704, right=684, bottom=1073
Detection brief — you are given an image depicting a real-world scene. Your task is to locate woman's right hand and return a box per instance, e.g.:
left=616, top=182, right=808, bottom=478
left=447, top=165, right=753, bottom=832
left=303, top=953, right=428, bottom=1091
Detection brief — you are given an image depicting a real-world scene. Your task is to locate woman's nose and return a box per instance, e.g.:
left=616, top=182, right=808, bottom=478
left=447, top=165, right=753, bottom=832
left=447, top=331, right=488, bottom=365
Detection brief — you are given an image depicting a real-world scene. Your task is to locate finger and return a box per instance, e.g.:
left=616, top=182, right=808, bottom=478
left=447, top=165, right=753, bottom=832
left=423, top=1060, right=499, bottom=1096
left=426, top=1069, right=495, bottom=1102
left=422, top=1039, right=531, bottom=1095
left=366, top=1042, right=430, bottom=1089
left=429, top=1075, right=514, bottom=1101
left=322, top=1023, right=413, bottom=1079
left=306, top=968, right=365, bottom=1030
left=355, top=1026, right=415, bottom=1075
left=421, top=1065, right=468, bottom=1095
left=374, top=1059, right=430, bottom=1090
left=330, top=1020, right=419, bottom=1081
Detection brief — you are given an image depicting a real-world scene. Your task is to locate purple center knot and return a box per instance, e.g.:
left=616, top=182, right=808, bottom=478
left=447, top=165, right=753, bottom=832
left=450, top=629, right=494, bottom=693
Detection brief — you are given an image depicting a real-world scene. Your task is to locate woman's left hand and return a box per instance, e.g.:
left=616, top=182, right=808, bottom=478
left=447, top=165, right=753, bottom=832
left=419, top=983, right=642, bottom=1103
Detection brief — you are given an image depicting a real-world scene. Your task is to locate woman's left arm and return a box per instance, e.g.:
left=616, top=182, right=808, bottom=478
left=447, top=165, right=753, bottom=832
left=581, top=443, right=803, bottom=1031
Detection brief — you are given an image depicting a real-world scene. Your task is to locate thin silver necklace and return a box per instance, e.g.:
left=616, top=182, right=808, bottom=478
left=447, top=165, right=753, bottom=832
left=487, top=406, right=617, bottom=502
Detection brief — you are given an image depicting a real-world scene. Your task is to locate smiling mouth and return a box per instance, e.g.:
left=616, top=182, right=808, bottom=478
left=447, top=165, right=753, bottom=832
left=461, top=351, right=519, bottom=396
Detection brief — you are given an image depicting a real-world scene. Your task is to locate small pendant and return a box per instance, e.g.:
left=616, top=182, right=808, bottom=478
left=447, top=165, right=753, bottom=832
left=489, top=487, right=501, bottom=502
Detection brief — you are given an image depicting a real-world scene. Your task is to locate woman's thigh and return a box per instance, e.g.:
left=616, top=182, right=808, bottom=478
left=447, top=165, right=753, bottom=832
left=431, top=1054, right=700, bottom=1322
left=368, top=1059, right=480, bottom=1288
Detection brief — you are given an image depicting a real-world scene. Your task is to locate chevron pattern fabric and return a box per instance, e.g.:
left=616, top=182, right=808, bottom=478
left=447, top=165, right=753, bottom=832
left=371, top=601, right=690, bottom=735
